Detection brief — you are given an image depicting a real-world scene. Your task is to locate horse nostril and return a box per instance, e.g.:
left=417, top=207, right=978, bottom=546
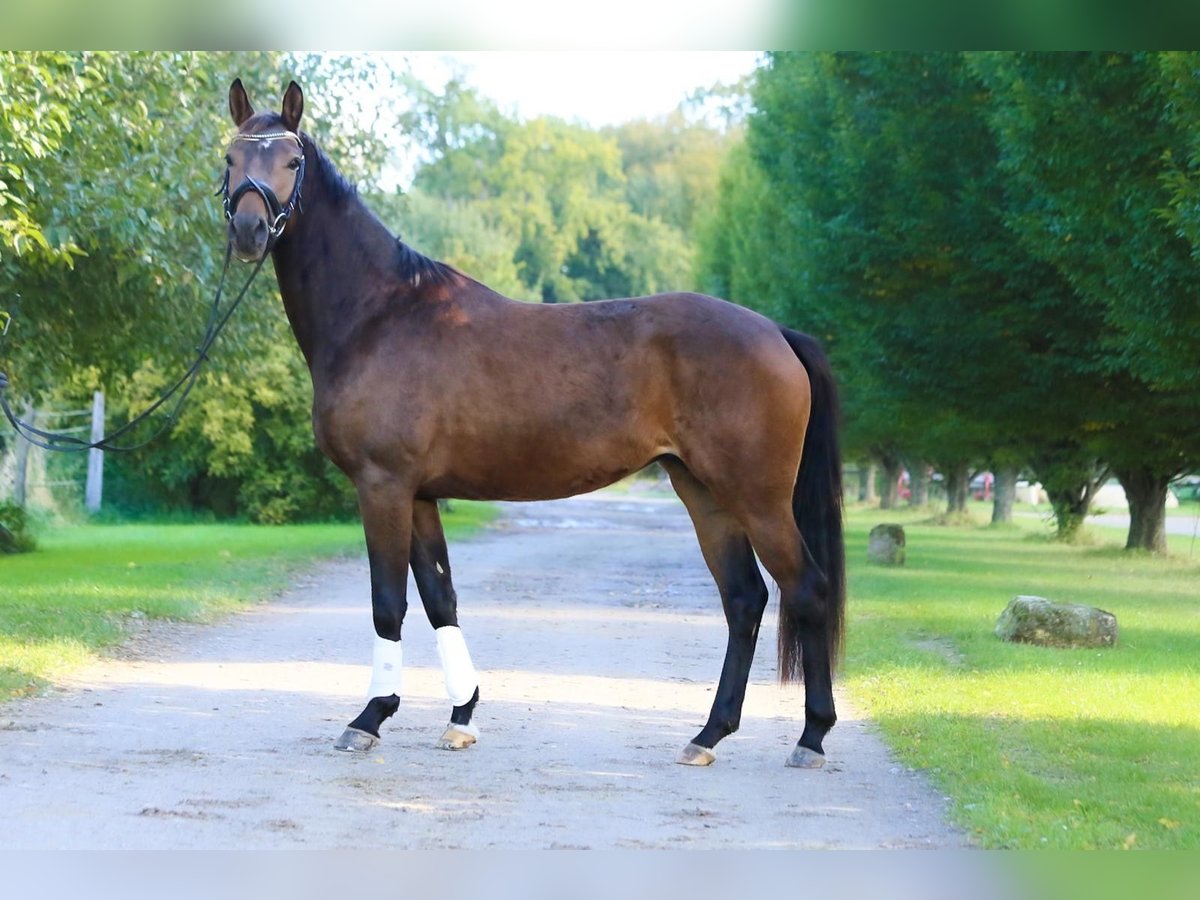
left=254, top=219, right=267, bottom=236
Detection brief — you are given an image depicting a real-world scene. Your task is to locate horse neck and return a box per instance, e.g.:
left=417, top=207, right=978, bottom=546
left=269, top=153, right=401, bottom=371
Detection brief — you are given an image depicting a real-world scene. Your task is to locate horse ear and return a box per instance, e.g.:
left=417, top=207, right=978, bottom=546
left=281, top=81, right=304, bottom=133
left=229, top=78, right=255, bottom=127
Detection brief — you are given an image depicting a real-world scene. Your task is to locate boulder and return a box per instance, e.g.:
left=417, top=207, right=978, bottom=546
left=994, top=595, right=1118, bottom=649
left=867, top=523, right=906, bottom=565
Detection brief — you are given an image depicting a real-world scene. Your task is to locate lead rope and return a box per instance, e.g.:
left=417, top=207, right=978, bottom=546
left=0, top=245, right=268, bottom=453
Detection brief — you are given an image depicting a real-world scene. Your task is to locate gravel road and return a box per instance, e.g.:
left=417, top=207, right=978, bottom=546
left=0, top=493, right=972, bottom=850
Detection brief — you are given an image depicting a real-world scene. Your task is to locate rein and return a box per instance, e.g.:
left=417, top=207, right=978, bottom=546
left=0, top=128, right=305, bottom=454
left=0, top=249, right=267, bottom=452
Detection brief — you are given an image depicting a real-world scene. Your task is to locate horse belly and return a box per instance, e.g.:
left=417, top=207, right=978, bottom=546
left=420, top=416, right=668, bottom=502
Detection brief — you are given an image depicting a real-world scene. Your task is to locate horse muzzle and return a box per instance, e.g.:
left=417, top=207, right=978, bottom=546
left=229, top=209, right=270, bottom=262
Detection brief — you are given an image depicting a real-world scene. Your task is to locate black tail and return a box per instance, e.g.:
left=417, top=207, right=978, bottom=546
left=777, top=328, right=846, bottom=683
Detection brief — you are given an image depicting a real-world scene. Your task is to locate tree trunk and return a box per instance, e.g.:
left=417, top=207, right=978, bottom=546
left=991, top=465, right=1017, bottom=524
left=907, top=460, right=930, bottom=507
left=878, top=454, right=902, bottom=510
left=1046, top=476, right=1104, bottom=540
left=863, top=462, right=878, bottom=504
left=944, top=462, right=970, bottom=514
left=1033, top=450, right=1108, bottom=540
left=1114, top=466, right=1170, bottom=553
left=859, top=465, right=878, bottom=508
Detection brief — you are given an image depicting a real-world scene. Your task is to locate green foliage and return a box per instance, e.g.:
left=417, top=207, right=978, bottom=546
left=1159, top=52, right=1200, bottom=258
left=0, top=52, right=88, bottom=270
left=2, top=52, right=279, bottom=390
left=973, top=52, right=1200, bottom=396
left=0, top=51, right=85, bottom=270
left=100, top=338, right=358, bottom=523
left=0, top=500, right=36, bottom=553
left=693, top=141, right=778, bottom=313
left=604, top=109, right=738, bottom=239
left=969, top=52, right=1200, bottom=545
left=403, top=78, right=702, bottom=302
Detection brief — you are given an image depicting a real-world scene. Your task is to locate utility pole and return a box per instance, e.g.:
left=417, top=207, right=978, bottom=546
left=85, top=391, right=104, bottom=513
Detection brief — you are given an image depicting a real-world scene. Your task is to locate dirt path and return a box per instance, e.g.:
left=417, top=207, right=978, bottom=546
left=0, top=494, right=970, bottom=849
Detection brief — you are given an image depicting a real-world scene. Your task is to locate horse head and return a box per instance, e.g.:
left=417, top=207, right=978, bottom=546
left=222, top=78, right=306, bottom=262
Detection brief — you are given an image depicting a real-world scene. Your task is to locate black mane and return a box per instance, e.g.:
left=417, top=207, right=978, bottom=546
left=301, top=130, right=360, bottom=209
left=302, top=127, right=459, bottom=287
left=393, top=240, right=461, bottom=287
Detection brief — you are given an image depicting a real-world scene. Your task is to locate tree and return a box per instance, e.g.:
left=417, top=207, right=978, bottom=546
left=398, top=76, right=703, bottom=302
left=604, top=107, right=738, bottom=240
left=0, top=52, right=87, bottom=275
left=973, top=51, right=1200, bottom=551
left=721, top=53, right=1095, bottom=524
left=1, top=52, right=282, bottom=391
left=1160, top=52, right=1200, bottom=265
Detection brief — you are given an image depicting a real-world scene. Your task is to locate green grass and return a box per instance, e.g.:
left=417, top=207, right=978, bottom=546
left=841, top=502, right=1200, bottom=849
left=0, top=502, right=497, bottom=698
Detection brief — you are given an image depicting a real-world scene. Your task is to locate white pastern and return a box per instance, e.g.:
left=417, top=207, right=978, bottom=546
left=435, top=626, right=478, bottom=707
left=367, top=636, right=403, bottom=699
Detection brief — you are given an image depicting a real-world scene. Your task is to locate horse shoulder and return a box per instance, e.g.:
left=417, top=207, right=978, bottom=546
left=310, top=295, right=466, bottom=477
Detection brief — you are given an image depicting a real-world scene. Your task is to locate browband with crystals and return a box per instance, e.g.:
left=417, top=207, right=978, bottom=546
left=231, top=130, right=303, bottom=146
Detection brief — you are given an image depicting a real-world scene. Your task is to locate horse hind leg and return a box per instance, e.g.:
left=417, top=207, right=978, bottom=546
left=411, top=499, right=481, bottom=751
left=664, top=461, right=770, bottom=767
left=741, top=508, right=837, bottom=769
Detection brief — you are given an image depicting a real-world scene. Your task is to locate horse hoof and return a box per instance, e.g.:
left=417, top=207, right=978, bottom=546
left=436, top=723, right=478, bottom=751
left=785, top=745, right=826, bottom=769
left=676, top=742, right=717, bottom=766
left=334, top=727, right=379, bottom=752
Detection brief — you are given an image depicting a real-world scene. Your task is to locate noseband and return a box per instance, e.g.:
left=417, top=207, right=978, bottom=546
left=219, top=130, right=306, bottom=243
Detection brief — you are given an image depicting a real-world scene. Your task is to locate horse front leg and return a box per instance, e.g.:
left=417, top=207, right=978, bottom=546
left=334, top=475, right=413, bottom=752
left=411, top=499, right=480, bottom=750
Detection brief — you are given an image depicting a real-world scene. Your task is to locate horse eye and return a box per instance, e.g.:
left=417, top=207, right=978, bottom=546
left=287, top=158, right=301, bottom=170
left=225, top=154, right=233, bottom=166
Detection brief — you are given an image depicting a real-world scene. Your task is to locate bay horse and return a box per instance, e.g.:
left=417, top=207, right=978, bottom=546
left=222, top=79, right=845, bottom=769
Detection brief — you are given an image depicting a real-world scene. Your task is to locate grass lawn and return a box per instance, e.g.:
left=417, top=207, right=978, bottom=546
left=841, top=502, right=1199, bottom=849
left=0, top=502, right=497, bottom=699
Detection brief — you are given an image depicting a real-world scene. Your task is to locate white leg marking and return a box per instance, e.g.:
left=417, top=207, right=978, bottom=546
left=367, top=636, right=403, bottom=699
left=435, top=625, right=477, bottom=707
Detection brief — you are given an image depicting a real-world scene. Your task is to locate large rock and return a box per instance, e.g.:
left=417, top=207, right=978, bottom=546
left=994, top=595, right=1118, bottom=649
left=867, top=523, right=906, bottom=565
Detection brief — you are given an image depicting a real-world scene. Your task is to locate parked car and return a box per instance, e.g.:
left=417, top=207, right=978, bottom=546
left=1172, top=475, right=1200, bottom=502
left=970, top=472, right=994, bottom=502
